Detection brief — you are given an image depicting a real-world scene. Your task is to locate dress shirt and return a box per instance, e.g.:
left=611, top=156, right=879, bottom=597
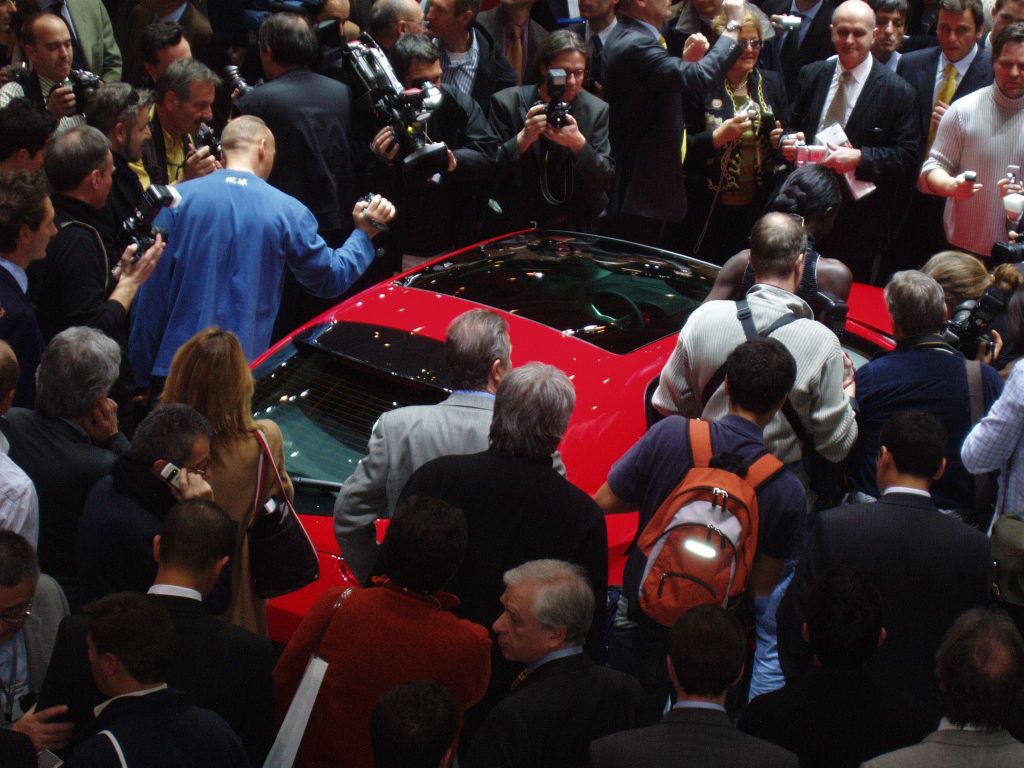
left=932, top=45, right=978, bottom=104
left=147, top=584, right=202, bottom=601
left=438, top=30, right=480, bottom=97
left=962, top=361, right=1024, bottom=519
left=0, top=259, right=28, bottom=294
left=816, top=53, right=874, bottom=136
left=0, top=78, right=86, bottom=133
left=526, top=645, right=584, bottom=673
left=882, top=486, right=932, bottom=498
left=0, top=451, right=39, bottom=547
left=585, top=17, right=617, bottom=45
left=93, top=683, right=168, bottom=717
left=0, top=632, right=29, bottom=723
left=881, top=50, right=900, bottom=71
left=672, top=700, right=728, bottom=712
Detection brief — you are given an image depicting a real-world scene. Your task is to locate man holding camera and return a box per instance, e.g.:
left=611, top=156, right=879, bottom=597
left=0, top=13, right=88, bottom=133
left=920, top=22, right=1024, bottom=260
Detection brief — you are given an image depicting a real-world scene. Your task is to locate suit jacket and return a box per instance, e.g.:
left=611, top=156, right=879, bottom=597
left=121, top=2, right=224, bottom=88
left=590, top=707, right=798, bottom=768
left=470, top=23, right=519, bottom=116
left=760, top=0, right=838, bottom=104
left=862, top=729, right=1024, bottom=767
left=66, top=0, right=122, bottom=81
left=897, top=45, right=993, bottom=153
left=0, top=264, right=44, bottom=409
left=23, top=574, right=69, bottom=694
left=476, top=7, right=549, bottom=85
left=789, top=57, right=920, bottom=278
left=777, top=492, right=990, bottom=720
left=601, top=16, right=742, bottom=222
left=464, top=653, right=649, bottom=768
left=40, top=594, right=276, bottom=765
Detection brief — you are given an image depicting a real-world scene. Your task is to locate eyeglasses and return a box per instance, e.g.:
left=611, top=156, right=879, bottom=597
left=739, top=39, right=763, bottom=50
left=0, top=601, right=31, bottom=625
left=561, top=68, right=586, bottom=81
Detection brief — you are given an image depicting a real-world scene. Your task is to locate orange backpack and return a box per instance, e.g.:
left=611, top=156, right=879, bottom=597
left=636, top=419, right=783, bottom=627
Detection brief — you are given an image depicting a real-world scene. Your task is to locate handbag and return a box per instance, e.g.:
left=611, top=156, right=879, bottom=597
left=264, top=588, right=354, bottom=768
left=249, top=429, right=320, bottom=599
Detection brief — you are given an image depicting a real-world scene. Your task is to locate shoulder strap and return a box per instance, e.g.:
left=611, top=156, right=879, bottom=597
left=744, top=452, right=785, bottom=489
left=312, top=587, right=354, bottom=659
left=100, top=730, right=129, bottom=768
left=687, top=418, right=713, bottom=468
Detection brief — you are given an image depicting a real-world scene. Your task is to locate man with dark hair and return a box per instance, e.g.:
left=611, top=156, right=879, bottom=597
left=137, top=57, right=221, bottom=187
left=34, top=0, right=122, bottom=81
left=849, top=271, right=1002, bottom=518
left=779, top=410, right=991, bottom=719
left=865, top=608, right=1024, bottom=765
left=983, top=0, right=1024, bottom=52
left=0, top=530, right=72, bottom=754
left=399, top=362, right=607, bottom=737
left=760, top=0, right=841, bottom=108
left=591, top=605, right=798, bottom=767
left=31, top=124, right=164, bottom=349
left=0, top=342, right=39, bottom=545
left=76, top=404, right=215, bottom=603
left=335, top=308, right=528, bottom=585
left=597, top=337, right=806, bottom=721
left=654, top=212, right=857, bottom=474
left=275, top=495, right=491, bottom=768
left=235, top=11, right=360, bottom=336
left=121, top=1, right=225, bottom=89
left=476, top=0, right=549, bottom=86
left=895, top=0, right=991, bottom=269
left=67, top=592, right=248, bottom=767
left=466, top=559, right=647, bottom=768
left=137, top=21, right=192, bottom=86
left=41, top=500, right=277, bottom=765
left=427, top=0, right=517, bottom=113
left=0, top=171, right=53, bottom=408
left=872, top=0, right=909, bottom=70
left=740, top=567, right=934, bottom=767
left=371, top=681, right=458, bottom=768
left=0, top=99, right=58, bottom=174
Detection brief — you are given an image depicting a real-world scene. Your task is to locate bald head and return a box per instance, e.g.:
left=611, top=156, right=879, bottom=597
left=832, top=0, right=876, bottom=68
left=220, top=116, right=276, bottom=178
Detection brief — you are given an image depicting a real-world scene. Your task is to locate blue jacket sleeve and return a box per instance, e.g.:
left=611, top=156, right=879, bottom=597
left=283, top=206, right=377, bottom=298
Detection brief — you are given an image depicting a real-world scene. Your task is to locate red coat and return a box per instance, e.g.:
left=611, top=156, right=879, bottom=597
left=273, top=583, right=492, bottom=768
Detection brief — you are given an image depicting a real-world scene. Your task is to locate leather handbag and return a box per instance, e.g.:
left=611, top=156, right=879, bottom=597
left=249, top=429, right=320, bottom=599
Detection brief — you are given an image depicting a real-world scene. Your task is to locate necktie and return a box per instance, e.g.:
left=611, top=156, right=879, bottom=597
left=658, top=33, right=668, bottom=49
left=928, top=62, right=957, bottom=148
left=590, top=34, right=603, bottom=84
left=507, top=25, right=524, bottom=86
left=823, top=69, right=850, bottom=129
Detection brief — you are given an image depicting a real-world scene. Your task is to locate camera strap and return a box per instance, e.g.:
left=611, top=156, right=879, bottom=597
left=58, top=220, right=111, bottom=292
left=894, top=334, right=958, bottom=354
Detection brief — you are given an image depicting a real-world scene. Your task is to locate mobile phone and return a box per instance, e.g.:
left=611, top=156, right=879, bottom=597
left=1008, top=165, right=1020, bottom=185
left=160, top=462, right=182, bottom=489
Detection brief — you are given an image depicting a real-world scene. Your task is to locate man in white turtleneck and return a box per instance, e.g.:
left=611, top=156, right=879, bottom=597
left=920, top=20, right=1024, bottom=259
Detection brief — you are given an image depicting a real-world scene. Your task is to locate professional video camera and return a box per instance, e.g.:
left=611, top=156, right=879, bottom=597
left=224, top=65, right=254, bottom=97
left=343, top=34, right=448, bottom=177
left=545, top=68, right=570, bottom=129
left=194, top=122, right=222, bottom=162
left=118, top=184, right=181, bottom=257
left=55, top=69, right=102, bottom=114
left=941, top=284, right=1006, bottom=359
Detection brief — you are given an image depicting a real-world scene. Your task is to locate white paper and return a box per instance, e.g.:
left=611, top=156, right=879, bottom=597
left=816, top=123, right=876, bottom=201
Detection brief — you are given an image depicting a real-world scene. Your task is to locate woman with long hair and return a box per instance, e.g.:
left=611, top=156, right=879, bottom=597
left=162, top=327, right=292, bottom=635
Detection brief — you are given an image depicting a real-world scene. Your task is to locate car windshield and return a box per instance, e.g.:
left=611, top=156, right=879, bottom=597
left=402, top=233, right=719, bottom=355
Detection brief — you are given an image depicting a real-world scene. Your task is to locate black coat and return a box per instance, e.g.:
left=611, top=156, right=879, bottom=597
left=40, top=594, right=276, bottom=766
left=470, top=23, right=518, bottom=116
left=777, top=492, right=991, bottom=720
left=760, top=0, right=839, bottom=105
left=0, top=264, right=44, bottom=409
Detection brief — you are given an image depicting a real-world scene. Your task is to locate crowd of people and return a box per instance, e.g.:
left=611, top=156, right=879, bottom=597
left=4, top=0, right=1024, bottom=765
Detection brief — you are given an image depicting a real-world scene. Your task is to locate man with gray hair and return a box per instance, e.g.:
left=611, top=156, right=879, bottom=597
left=368, top=0, right=426, bottom=50
left=1, top=326, right=129, bottom=608
left=399, top=362, right=607, bottom=736
left=848, top=269, right=1002, bottom=518
left=465, top=559, right=646, bottom=768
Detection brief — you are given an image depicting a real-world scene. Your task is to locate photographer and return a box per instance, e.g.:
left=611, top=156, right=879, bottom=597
left=487, top=30, right=613, bottom=231
left=365, top=34, right=497, bottom=278
left=849, top=270, right=1003, bottom=523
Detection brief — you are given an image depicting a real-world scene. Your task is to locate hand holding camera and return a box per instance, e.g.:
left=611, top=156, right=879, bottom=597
left=371, top=126, right=401, bottom=162
left=713, top=112, right=753, bottom=148
left=518, top=102, right=550, bottom=153
left=184, top=143, right=220, bottom=180
left=780, top=131, right=806, bottom=162
left=354, top=193, right=397, bottom=237
left=115, top=233, right=165, bottom=287
left=820, top=141, right=861, bottom=173
left=950, top=170, right=983, bottom=200
left=46, top=84, right=77, bottom=118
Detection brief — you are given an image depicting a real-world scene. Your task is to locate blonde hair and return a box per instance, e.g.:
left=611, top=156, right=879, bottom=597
left=161, top=327, right=256, bottom=462
left=712, top=10, right=761, bottom=37
left=921, top=251, right=992, bottom=312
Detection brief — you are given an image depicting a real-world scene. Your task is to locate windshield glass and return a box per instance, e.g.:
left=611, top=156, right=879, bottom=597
left=403, top=233, right=719, bottom=354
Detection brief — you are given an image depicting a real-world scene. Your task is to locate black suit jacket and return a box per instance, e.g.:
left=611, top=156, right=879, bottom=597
left=760, top=0, right=838, bottom=105
left=470, top=23, right=519, bottom=116
left=591, top=707, right=798, bottom=768
left=777, top=492, right=991, bottom=720
left=897, top=45, right=993, bottom=152
left=789, top=58, right=920, bottom=278
left=601, top=16, right=742, bottom=222
left=0, top=264, right=43, bottom=409
left=464, top=653, right=648, bottom=768
left=39, top=594, right=276, bottom=765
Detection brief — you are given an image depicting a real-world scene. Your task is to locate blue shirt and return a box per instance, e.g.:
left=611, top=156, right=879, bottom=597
left=128, top=169, right=375, bottom=382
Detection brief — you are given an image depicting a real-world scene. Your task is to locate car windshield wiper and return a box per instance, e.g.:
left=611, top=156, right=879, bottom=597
left=290, top=475, right=343, bottom=493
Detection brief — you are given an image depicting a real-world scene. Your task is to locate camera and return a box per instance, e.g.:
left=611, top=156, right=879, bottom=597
left=55, top=69, right=102, bottom=114
left=993, top=240, right=1024, bottom=262
left=343, top=34, right=448, bottom=177
left=941, top=284, right=1007, bottom=359
left=194, top=122, right=222, bottom=162
left=809, top=290, right=848, bottom=339
left=224, top=65, right=254, bottom=97
left=545, top=68, right=571, bottom=129
left=119, top=184, right=181, bottom=257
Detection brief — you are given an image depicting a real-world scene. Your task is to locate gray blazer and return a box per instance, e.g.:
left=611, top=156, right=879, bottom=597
left=862, top=729, right=1024, bottom=767
left=25, top=574, right=69, bottom=693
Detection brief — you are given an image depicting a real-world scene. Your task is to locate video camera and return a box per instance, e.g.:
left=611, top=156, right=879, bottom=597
left=119, top=184, right=181, bottom=257
left=941, top=284, right=1006, bottom=359
left=808, top=290, right=849, bottom=339
left=343, top=34, right=448, bottom=177
left=992, top=239, right=1024, bottom=263
left=545, top=68, right=570, bottom=129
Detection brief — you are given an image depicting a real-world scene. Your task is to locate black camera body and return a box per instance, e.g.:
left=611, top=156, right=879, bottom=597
left=343, top=34, right=448, bottom=177
left=545, top=68, right=570, bottom=129
left=808, top=290, right=849, bottom=339
left=224, top=65, right=254, bottom=97
left=942, top=285, right=1006, bottom=359
left=61, top=69, right=102, bottom=114
left=120, top=184, right=180, bottom=255
left=194, top=122, right=222, bottom=162
left=992, top=239, right=1024, bottom=262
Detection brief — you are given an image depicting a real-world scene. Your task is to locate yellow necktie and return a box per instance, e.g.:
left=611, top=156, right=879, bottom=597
left=658, top=33, right=668, bottom=49
left=508, top=26, right=524, bottom=86
left=928, top=62, right=957, bottom=149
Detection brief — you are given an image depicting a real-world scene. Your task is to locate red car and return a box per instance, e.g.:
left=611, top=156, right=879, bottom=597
left=251, top=231, right=894, bottom=642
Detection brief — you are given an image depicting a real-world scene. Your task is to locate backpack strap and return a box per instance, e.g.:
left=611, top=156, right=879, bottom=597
left=744, top=451, right=785, bottom=489
left=687, top=418, right=713, bottom=468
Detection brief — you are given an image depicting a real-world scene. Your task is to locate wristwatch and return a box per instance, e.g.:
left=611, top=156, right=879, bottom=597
left=725, top=19, right=741, bottom=31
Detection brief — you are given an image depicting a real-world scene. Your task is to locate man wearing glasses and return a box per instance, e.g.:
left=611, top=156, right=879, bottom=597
left=0, top=530, right=72, bottom=753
